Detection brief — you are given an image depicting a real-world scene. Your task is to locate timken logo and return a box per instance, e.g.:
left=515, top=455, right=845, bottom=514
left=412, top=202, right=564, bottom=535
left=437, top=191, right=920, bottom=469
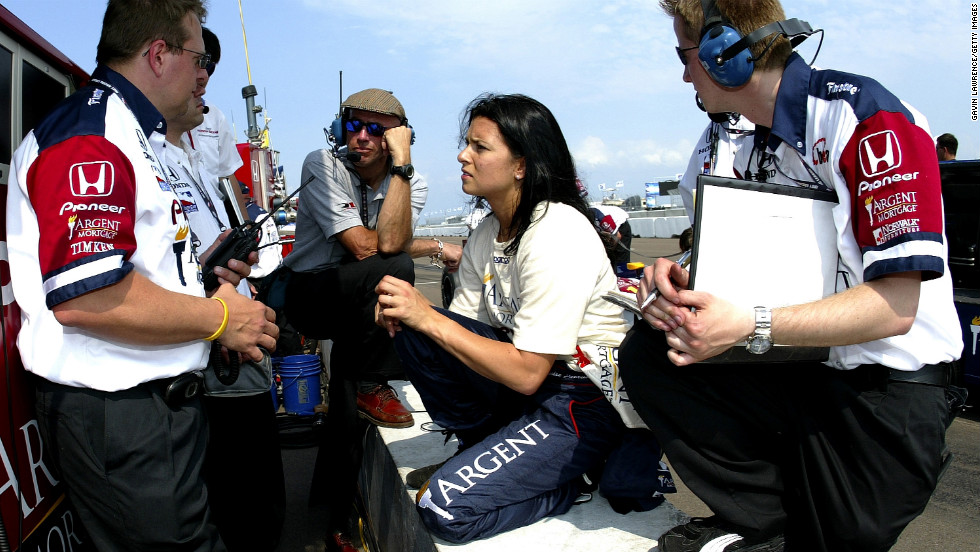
left=70, top=161, right=114, bottom=197
left=858, top=131, right=901, bottom=178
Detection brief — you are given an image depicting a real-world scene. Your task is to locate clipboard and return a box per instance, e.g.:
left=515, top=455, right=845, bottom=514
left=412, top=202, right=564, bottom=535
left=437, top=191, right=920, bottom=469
left=690, top=175, right=839, bottom=363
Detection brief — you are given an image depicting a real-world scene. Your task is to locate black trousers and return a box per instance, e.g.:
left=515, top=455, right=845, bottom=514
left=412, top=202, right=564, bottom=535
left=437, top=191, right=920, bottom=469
left=285, top=252, right=415, bottom=383
left=619, top=322, right=950, bottom=552
left=34, top=378, right=224, bottom=552
left=284, top=252, right=415, bottom=532
left=203, top=393, right=285, bottom=551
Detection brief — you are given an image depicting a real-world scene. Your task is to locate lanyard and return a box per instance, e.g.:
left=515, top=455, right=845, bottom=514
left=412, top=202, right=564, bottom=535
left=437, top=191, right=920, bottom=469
left=744, top=139, right=831, bottom=192
left=359, top=182, right=370, bottom=227
left=187, top=164, right=226, bottom=231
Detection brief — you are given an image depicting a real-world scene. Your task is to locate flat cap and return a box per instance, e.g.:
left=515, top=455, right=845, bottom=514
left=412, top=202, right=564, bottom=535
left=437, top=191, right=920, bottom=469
left=341, top=88, right=406, bottom=122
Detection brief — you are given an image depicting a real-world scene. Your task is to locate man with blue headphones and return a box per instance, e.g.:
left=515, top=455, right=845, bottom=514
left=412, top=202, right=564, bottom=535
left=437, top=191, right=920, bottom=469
left=282, top=88, right=461, bottom=551
left=620, top=1, right=965, bottom=551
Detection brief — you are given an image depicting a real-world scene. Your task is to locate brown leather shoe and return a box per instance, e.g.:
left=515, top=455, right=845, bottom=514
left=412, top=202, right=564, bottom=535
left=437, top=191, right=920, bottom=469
left=356, top=384, right=414, bottom=428
left=326, top=531, right=358, bottom=552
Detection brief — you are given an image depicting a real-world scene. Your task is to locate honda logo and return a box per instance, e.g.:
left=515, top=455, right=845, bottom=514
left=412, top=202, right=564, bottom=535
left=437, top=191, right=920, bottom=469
left=858, top=131, right=902, bottom=178
left=70, top=162, right=115, bottom=197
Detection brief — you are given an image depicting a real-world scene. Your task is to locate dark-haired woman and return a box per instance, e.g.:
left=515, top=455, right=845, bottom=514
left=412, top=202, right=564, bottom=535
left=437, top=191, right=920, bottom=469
left=375, top=93, right=672, bottom=543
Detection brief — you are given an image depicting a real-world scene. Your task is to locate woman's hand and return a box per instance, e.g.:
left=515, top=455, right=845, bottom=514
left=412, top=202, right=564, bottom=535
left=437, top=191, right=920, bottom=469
left=375, top=275, right=434, bottom=337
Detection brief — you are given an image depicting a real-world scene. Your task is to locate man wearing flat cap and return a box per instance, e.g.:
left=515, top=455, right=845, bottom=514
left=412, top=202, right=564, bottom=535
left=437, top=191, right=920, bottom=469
left=282, top=88, right=460, bottom=549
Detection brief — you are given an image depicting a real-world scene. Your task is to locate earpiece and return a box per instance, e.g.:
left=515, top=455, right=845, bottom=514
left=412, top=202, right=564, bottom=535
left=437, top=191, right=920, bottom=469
left=697, top=0, right=815, bottom=88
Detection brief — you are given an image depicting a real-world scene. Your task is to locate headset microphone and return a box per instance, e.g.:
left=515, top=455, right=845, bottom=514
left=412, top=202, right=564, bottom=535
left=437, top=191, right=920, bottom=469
left=202, top=98, right=209, bottom=114
left=346, top=151, right=361, bottom=162
left=696, top=93, right=733, bottom=124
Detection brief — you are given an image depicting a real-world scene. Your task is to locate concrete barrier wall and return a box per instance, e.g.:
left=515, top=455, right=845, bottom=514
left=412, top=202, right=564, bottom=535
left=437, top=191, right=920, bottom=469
left=627, top=216, right=691, bottom=238
left=414, top=213, right=691, bottom=239
left=414, top=224, right=469, bottom=237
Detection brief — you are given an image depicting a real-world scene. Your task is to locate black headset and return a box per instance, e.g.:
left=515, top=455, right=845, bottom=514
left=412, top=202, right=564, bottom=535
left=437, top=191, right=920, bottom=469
left=697, top=0, right=816, bottom=87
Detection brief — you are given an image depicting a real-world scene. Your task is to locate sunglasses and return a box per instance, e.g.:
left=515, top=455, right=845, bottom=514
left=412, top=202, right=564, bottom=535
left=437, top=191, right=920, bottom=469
left=676, top=45, right=698, bottom=66
left=179, top=45, right=212, bottom=70
left=141, top=42, right=212, bottom=70
left=345, top=119, right=387, bottom=137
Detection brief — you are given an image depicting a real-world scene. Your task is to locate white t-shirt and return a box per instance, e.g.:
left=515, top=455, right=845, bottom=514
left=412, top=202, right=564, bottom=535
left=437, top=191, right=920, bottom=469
left=181, top=104, right=243, bottom=188
left=450, top=202, right=628, bottom=361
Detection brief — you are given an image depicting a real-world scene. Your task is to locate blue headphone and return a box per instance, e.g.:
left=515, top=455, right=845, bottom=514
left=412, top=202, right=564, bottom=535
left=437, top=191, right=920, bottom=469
left=697, top=0, right=815, bottom=87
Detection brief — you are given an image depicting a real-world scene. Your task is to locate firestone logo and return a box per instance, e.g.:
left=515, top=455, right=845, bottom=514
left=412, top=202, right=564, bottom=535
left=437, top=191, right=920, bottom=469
left=859, top=130, right=902, bottom=178
left=826, top=81, right=859, bottom=96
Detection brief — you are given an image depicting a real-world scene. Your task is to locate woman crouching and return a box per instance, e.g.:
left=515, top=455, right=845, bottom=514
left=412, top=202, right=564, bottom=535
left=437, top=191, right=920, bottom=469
left=375, top=93, right=672, bottom=543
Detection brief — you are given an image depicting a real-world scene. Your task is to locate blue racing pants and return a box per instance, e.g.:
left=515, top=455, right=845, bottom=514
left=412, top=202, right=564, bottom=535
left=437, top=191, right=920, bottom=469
left=393, top=309, right=626, bottom=543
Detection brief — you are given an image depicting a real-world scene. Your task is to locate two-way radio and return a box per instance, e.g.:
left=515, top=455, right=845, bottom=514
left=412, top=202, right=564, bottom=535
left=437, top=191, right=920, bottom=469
left=200, top=173, right=314, bottom=291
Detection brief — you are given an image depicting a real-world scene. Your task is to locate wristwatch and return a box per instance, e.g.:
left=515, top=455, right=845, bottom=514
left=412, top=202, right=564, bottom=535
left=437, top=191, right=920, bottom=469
left=390, top=163, right=415, bottom=179
left=745, top=306, right=773, bottom=354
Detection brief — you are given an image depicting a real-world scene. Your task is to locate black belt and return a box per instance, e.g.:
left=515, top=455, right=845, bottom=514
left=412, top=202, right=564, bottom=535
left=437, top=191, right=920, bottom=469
left=887, top=363, right=953, bottom=387
left=841, top=363, right=954, bottom=389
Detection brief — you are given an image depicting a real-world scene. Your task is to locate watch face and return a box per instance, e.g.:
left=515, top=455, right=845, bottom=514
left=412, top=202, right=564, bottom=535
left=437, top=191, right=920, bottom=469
left=746, top=335, right=773, bottom=354
left=393, top=164, right=414, bottom=179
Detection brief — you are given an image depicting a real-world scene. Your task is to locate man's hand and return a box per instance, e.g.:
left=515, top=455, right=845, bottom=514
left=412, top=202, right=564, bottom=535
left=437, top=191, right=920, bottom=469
left=383, top=125, right=413, bottom=167
left=662, top=290, right=754, bottom=366
left=442, top=242, right=463, bottom=272
left=638, top=256, right=691, bottom=331
left=211, top=284, right=279, bottom=362
left=199, top=229, right=259, bottom=289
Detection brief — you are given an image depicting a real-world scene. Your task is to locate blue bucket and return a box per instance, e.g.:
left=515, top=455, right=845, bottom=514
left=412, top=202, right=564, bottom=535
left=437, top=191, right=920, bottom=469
left=278, top=354, right=322, bottom=415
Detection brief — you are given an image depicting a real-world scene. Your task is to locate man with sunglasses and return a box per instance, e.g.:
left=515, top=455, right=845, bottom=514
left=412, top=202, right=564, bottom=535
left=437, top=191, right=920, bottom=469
left=619, top=1, right=964, bottom=551
left=5, top=1, right=280, bottom=550
left=282, top=88, right=460, bottom=550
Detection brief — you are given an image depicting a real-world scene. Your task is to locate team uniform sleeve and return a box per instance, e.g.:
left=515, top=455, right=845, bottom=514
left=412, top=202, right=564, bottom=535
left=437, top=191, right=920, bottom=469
left=839, top=110, right=946, bottom=282
left=27, top=135, right=137, bottom=308
left=299, top=150, right=362, bottom=240
left=510, top=206, right=599, bottom=355
left=409, top=173, right=428, bottom=228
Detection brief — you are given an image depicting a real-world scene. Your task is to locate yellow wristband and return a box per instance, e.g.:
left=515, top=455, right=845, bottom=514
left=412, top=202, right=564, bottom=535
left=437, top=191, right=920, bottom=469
left=204, top=297, right=229, bottom=342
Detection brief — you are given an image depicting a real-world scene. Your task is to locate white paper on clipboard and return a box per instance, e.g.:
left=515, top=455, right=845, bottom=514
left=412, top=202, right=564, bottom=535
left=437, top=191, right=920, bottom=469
left=689, top=175, right=839, bottom=362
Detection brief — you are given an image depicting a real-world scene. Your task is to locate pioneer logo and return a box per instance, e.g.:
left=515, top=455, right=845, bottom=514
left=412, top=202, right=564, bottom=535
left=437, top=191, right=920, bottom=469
left=858, top=131, right=901, bottom=178
left=70, top=161, right=114, bottom=197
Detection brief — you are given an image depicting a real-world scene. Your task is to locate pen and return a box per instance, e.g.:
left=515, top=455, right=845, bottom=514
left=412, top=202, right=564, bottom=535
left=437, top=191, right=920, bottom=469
left=638, top=249, right=692, bottom=312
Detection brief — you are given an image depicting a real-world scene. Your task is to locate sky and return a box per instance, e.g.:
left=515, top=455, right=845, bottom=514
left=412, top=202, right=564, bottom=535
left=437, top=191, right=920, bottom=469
left=4, top=0, right=979, bottom=219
